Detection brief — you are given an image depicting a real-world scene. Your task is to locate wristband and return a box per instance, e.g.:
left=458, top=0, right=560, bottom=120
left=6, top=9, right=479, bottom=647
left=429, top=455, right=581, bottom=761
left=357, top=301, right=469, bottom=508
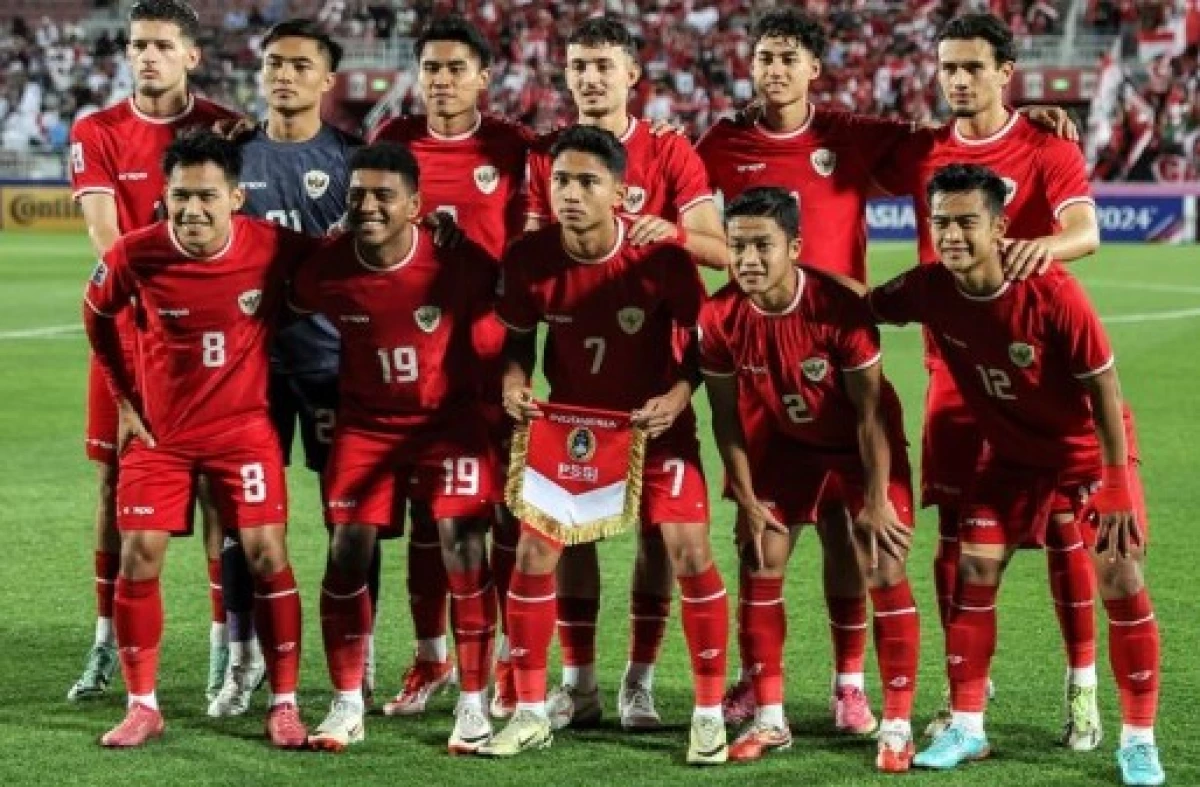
left=1093, top=465, right=1132, bottom=513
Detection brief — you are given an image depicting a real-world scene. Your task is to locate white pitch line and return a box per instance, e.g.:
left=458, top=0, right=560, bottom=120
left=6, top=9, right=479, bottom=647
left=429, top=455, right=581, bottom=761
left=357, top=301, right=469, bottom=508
left=1083, top=280, right=1200, bottom=296
left=0, top=324, right=83, bottom=339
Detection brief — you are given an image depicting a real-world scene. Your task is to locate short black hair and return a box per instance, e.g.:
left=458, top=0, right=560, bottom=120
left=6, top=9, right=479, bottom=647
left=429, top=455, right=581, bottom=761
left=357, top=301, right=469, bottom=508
left=128, top=0, right=202, bottom=42
left=262, top=19, right=344, bottom=71
left=725, top=187, right=800, bottom=240
left=549, top=125, right=627, bottom=179
left=751, top=8, right=827, bottom=59
left=349, top=142, right=420, bottom=193
left=163, top=128, right=242, bottom=184
left=926, top=163, right=1008, bottom=217
left=414, top=15, right=492, bottom=68
left=568, top=17, right=637, bottom=58
left=938, top=13, right=1017, bottom=64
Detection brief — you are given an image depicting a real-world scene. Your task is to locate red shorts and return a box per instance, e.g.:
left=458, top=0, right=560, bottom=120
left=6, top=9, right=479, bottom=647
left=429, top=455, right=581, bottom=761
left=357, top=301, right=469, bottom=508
left=640, top=440, right=710, bottom=527
left=325, top=417, right=498, bottom=527
left=746, top=435, right=914, bottom=527
left=86, top=357, right=120, bottom=465
left=921, top=364, right=983, bottom=509
left=116, top=419, right=287, bottom=534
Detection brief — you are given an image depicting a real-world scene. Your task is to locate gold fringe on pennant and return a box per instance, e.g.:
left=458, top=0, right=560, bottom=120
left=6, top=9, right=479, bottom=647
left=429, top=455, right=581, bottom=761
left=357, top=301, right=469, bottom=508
left=505, top=421, right=649, bottom=546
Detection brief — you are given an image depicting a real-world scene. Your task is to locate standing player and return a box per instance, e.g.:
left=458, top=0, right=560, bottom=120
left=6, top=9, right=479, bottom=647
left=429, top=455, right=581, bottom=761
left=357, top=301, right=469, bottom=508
left=369, top=15, right=529, bottom=719
left=479, top=126, right=729, bottom=765
left=82, top=131, right=312, bottom=748
left=522, top=17, right=726, bottom=733
left=67, top=0, right=240, bottom=704
left=869, top=164, right=1164, bottom=787
left=701, top=187, right=920, bottom=772
left=291, top=143, right=501, bottom=754
left=876, top=13, right=1104, bottom=746
left=207, top=19, right=360, bottom=718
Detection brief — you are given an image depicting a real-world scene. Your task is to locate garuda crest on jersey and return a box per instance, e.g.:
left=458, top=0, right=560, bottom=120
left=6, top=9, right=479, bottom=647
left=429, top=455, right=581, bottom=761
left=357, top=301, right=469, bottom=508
left=801, top=356, right=829, bottom=382
left=304, top=169, right=330, bottom=199
left=1009, top=342, right=1035, bottom=368
left=623, top=186, right=647, bottom=213
left=617, top=307, right=645, bottom=335
left=238, top=289, right=262, bottom=316
left=415, top=305, right=441, bottom=333
left=810, top=149, right=836, bottom=177
left=474, top=165, right=500, bottom=195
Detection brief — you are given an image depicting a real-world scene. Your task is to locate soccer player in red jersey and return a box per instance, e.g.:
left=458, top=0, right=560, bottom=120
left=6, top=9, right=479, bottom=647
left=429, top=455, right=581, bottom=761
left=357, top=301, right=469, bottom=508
left=369, top=16, right=529, bottom=719
left=82, top=131, right=314, bottom=749
left=869, top=164, right=1163, bottom=786
left=67, top=0, right=242, bottom=705
left=875, top=14, right=1105, bottom=745
left=479, top=126, right=729, bottom=764
left=701, top=188, right=920, bottom=772
left=522, top=17, right=726, bottom=733
left=291, top=143, right=501, bottom=754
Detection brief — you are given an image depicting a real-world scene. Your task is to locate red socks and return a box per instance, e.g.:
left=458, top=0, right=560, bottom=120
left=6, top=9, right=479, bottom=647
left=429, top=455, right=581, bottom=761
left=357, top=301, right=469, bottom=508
left=827, top=595, right=868, bottom=675
left=507, top=570, right=557, bottom=704
left=408, top=518, right=449, bottom=648
left=946, top=581, right=998, bottom=713
left=491, top=514, right=518, bottom=638
left=1104, top=589, right=1160, bottom=727
left=320, top=568, right=372, bottom=692
left=870, top=581, right=920, bottom=721
left=207, top=558, right=225, bottom=624
left=629, top=592, right=671, bottom=666
left=738, top=575, right=785, bottom=706
left=557, top=596, right=599, bottom=668
left=448, top=567, right=497, bottom=693
left=934, top=506, right=960, bottom=630
left=254, top=566, right=302, bottom=695
left=95, top=550, right=118, bottom=619
left=678, top=564, right=728, bottom=707
left=114, top=577, right=162, bottom=695
left=1047, top=526, right=1097, bottom=669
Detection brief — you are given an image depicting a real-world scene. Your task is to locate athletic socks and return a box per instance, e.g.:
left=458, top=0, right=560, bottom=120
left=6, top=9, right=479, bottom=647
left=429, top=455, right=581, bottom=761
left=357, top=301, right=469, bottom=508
left=408, top=519, right=449, bottom=655
left=319, top=568, right=372, bottom=692
left=1104, top=589, right=1160, bottom=729
left=934, top=506, right=960, bottom=630
left=253, top=566, right=302, bottom=696
left=737, top=574, right=785, bottom=707
left=507, top=570, right=557, bottom=704
left=827, top=595, right=868, bottom=681
left=94, top=550, right=119, bottom=645
left=114, top=577, right=163, bottom=696
left=557, top=596, right=599, bottom=681
left=870, top=581, right=920, bottom=721
left=678, top=564, right=728, bottom=708
left=206, top=558, right=225, bottom=625
left=628, top=592, right=670, bottom=676
left=447, top=566, right=497, bottom=694
left=947, top=581, right=998, bottom=714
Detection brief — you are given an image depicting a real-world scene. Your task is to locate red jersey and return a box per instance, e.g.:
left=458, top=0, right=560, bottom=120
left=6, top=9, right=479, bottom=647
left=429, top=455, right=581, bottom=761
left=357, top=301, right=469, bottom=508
left=880, top=113, right=1094, bottom=264
left=496, top=221, right=705, bottom=435
left=700, top=267, right=892, bottom=452
left=291, top=228, right=496, bottom=429
left=868, top=265, right=1114, bottom=472
left=69, top=95, right=240, bottom=234
left=525, top=117, right=713, bottom=224
left=369, top=114, right=531, bottom=260
left=84, top=216, right=315, bottom=446
left=695, top=107, right=914, bottom=282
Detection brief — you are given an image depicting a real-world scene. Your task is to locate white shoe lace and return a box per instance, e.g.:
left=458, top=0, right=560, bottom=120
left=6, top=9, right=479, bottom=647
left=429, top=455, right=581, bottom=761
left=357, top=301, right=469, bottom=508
left=622, top=686, right=656, bottom=718
left=319, top=699, right=363, bottom=735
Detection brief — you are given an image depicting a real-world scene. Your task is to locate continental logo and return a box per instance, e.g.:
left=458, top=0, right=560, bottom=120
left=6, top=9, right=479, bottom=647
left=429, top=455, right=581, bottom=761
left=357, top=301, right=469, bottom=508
left=1, top=185, right=86, bottom=232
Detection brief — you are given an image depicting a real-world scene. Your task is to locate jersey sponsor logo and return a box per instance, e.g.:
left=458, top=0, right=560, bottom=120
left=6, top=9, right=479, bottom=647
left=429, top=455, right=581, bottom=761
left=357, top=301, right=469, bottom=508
left=118, top=172, right=149, bottom=181
left=474, top=165, right=500, bottom=195
left=304, top=169, right=331, bottom=199
left=736, top=162, right=766, bottom=172
left=741, top=364, right=768, bottom=375
left=546, top=313, right=573, bottom=324
left=1008, top=341, right=1036, bottom=368
left=241, top=181, right=268, bottom=190
left=617, top=306, right=645, bottom=335
left=238, top=289, right=263, bottom=316
left=414, top=305, right=441, bottom=333
left=340, top=314, right=370, bottom=323
left=122, top=505, right=156, bottom=516
left=623, top=186, right=647, bottom=213
left=698, top=648, right=722, bottom=659
left=158, top=307, right=190, bottom=318
left=801, top=356, right=829, bottom=382
left=810, top=148, right=836, bottom=177
left=89, top=261, right=108, bottom=286
left=71, top=142, right=85, bottom=173
left=566, top=427, right=597, bottom=462
left=1001, top=177, right=1018, bottom=205
left=328, top=498, right=358, bottom=508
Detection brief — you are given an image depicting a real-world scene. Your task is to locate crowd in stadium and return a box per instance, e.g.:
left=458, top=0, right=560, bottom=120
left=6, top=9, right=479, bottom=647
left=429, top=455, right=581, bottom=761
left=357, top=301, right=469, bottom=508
left=1, top=0, right=1198, bottom=178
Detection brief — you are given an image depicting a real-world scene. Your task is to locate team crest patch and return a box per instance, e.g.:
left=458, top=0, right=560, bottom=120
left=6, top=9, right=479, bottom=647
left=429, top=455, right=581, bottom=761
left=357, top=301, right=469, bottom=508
left=238, top=289, right=262, bottom=315
left=89, top=261, right=108, bottom=286
left=415, top=305, right=441, bottom=333
left=304, top=169, right=330, bottom=199
left=566, top=427, right=597, bottom=462
left=617, top=307, right=645, bottom=335
left=801, top=357, right=829, bottom=382
left=810, top=148, right=836, bottom=177
left=1001, top=177, right=1018, bottom=205
left=1009, top=342, right=1035, bottom=368
left=623, top=186, right=647, bottom=213
left=474, top=165, right=500, bottom=195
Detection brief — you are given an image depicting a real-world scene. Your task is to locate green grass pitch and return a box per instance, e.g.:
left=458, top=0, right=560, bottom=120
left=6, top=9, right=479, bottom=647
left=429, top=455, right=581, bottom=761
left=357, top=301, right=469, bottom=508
left=0, top=231, right=1197, bottom=786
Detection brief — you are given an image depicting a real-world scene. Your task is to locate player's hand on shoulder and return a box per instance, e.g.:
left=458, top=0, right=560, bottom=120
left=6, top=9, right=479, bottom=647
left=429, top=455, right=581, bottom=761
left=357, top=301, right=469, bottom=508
left=1021, top=105, right=1080, bottom=142
left=502, top=386, right=542, bottom=424
left=116, top=399, right=155, bottom=451
left=424, top=210, right=465, bottom=249
left=732, top=97, right=765, bottom=128
left=212, top=116, right=257, bottom=142
left=647, top=118, right=687, bottom=137
left=1001, top=237, right=1054, bottom=280
left=627, top=215, right=682, bottom=248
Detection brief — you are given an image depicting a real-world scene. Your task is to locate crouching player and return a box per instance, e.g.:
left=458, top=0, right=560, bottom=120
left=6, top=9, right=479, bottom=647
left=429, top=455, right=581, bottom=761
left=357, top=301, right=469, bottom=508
left=700, top=187, right=920, bottom=772
left=868, top=164, right=1163, bottom=787
left=82, top=131, right=313, bottom=748
left=291, top=143, right=502, bottom=754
